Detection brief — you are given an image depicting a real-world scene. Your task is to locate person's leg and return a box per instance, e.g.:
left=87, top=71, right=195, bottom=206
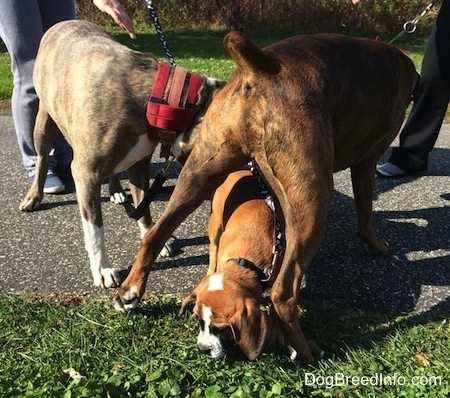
left=0, top=0, right=75, bottom=192
left=0, top=0, right=45, bottom=176
left=378, top=1, right=450, bottom=177
left=39, top=0, right=76, bottom=176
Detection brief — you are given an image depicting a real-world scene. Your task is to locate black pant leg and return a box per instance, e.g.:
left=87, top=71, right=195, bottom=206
left=390, top=0, right=450, bottom=169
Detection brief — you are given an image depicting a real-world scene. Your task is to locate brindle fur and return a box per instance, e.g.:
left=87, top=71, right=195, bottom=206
left=19, top=20, right=223, bottom=288
left=115, top=31, right=418, bottom=363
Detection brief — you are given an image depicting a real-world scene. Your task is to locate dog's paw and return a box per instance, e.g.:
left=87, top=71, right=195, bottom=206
left=159, top=236, right=175, bottom=257
left=308, top=340, right=325, bottom=362
left=113, top=286, right=141, bottom=312
left=19, top=197, right=41, bottom=212
left=288, top=340, right=323, bottom=364
left=93, top=267, right=121, bottom=289
left=108, top=175, right=126, bottom=204
left=287, top=345, right=298, bottom=361
left=110, top=191, right=127, bottom=204
left=359, top=237, right=390, bottom=256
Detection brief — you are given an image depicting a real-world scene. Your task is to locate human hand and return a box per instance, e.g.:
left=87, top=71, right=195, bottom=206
left=93, top=0, right=136, bottom=39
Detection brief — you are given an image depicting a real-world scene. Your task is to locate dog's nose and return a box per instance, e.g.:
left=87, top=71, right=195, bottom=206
left=198, top=344, right=212, bottom=355
left=198, top=346, right=211, bottom=355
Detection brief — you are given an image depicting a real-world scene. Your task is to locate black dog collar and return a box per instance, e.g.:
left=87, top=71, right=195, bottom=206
left=227, top=258, right=270, bottom=288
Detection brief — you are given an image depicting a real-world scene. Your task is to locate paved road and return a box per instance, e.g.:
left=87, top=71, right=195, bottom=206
left=1, top=113, right=449, bottom=315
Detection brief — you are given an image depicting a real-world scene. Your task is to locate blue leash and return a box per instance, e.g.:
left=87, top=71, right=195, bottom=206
left=144, top=0, right=176, bottom=65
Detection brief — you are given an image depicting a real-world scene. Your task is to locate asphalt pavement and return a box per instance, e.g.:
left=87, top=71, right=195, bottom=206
left=1, top=112, right=449, bottom=316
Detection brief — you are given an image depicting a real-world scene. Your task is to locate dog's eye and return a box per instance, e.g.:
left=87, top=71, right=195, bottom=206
left=210, top=324, right=231, bottom=337
left=210, top=324, right=233, bottom=340
left=209, top=325, right=222, bottom=334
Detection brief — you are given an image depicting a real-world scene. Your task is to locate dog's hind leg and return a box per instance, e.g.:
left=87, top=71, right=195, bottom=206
left=127, top=154, right=175, bottom=257
left=108, top=175, right=127, bottom=204
left=351, top=158, right=389, bottom=255
left=72, top=164, right=121, bottom=288
left=19, top=106, right=59, bottom=211
left=127, top=156, right=152, bottom=238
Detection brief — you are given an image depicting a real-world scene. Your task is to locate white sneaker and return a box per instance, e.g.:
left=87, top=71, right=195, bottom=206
left=29, top=173, right=65, bottom=194
left=376, top=162, right=407, bottom=178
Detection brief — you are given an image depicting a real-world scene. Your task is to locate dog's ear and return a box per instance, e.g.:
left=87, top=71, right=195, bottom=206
left=223, top=30, right=280, bottom=76
left=179, top=291, right=197, bottom=315
left=229, top=298, right=268, bottom=361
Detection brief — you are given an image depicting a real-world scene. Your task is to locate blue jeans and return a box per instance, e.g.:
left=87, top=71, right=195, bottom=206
left=0, top=0, right=76, bottom=176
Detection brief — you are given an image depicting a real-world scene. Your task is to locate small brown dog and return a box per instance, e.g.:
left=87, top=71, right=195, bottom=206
left=115, top=31, right=418, bottom=363
left=180, top=169, right=321, bottom=360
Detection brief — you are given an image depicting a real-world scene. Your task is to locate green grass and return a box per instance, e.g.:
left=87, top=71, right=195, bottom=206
left=2, top=30, right=447, bottom=397
left=0, top=53, right=13, bottom=100
left=0, top=29, right=427, bottom=101
left=0, top=294, right=448, bottom=397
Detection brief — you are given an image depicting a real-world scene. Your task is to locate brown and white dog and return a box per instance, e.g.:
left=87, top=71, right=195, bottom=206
left=180, top=169, right=321, bottom=360
left=18, top=20, right=223, bottom=288
left=114, top=31, right=418, bottom=363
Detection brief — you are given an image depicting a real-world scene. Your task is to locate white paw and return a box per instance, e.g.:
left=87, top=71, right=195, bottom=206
left=159, top=236, right=175, bottom=257
left=288, top=345, right=298, bottom=361
left=113, top=286, right=140, bottom=312
left=19, top=198, right=41, bottom=212
left=93, top=267, right=121, bottom=288
left=110, top=191, right=127, bottom=204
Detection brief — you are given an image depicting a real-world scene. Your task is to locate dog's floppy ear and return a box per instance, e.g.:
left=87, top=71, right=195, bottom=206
left=223, top=30, right=280, bottom=76
left=179, top=291, right=197, bottom=315
left=229, top=298, right=268, bottom=361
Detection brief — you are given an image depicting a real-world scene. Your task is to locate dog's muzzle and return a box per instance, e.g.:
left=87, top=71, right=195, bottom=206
left=197, top=330, right=224, bottom=358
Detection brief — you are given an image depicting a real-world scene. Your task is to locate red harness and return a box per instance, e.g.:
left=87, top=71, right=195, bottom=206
left=147, top=63, right=203, bottom=158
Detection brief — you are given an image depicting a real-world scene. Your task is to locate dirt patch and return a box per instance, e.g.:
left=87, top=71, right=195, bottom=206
left=0, top=100, right=11, bottom=115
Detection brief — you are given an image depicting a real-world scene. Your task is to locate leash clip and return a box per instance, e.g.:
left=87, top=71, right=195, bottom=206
left=389, top=0, right=439, bottom=44
left=262, top=244, right=283, bottom=282
left=161, top=157, right=174, bottom=177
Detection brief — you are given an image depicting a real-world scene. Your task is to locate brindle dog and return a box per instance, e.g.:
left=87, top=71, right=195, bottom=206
left=19, top=20, right=224, bottom=289
left=115, top=31, right=418, bottom=363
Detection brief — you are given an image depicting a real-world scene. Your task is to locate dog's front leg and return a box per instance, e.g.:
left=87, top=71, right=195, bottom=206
left=114, top=144, right=249, bottom=311
left=72, top=166, right=121, bottom=288
left=207, top=197, right=223, bottom=274
left=351, top=158, right=389, bottom=255
left=270, top=253, right=322, bottom=364
left=254, top=154, right=331, bottom=364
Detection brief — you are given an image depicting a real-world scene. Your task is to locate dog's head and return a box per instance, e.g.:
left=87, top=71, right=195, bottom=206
left=172, top=77, right=226, bottom=164
left=184, top=31, right=287, bottom=161
left=180, top=273, right=268, bottom=360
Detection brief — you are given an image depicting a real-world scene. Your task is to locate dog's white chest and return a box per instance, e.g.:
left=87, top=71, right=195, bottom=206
left=113, top=134, right=157, bottom=174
